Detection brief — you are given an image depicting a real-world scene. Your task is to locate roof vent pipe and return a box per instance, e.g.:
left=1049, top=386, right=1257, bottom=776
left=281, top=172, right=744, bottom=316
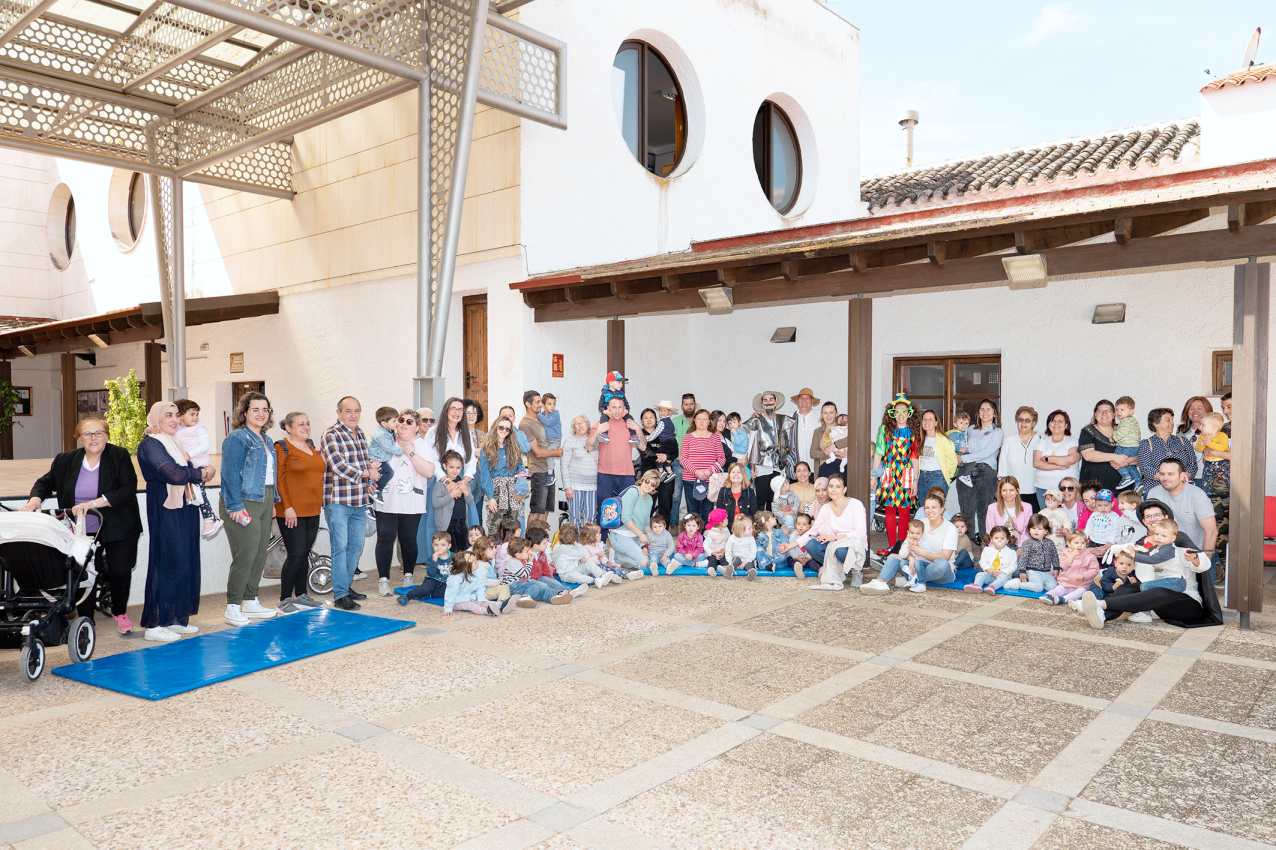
left=898, top=110, right=919, bottom=168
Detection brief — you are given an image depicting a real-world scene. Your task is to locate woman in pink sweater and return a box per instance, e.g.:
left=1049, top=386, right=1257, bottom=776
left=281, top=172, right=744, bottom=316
left=985, top=476, right=1032, bottom=546
left=792, top=474, right=868, bottom=591
left=1041, top=531, right=1100, bottom=605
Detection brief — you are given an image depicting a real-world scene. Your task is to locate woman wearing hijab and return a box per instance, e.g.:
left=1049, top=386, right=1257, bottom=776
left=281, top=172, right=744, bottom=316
left=136, top=401, right=206, bottom=642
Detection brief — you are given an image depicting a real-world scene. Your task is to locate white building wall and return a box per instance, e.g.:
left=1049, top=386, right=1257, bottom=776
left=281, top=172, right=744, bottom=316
left=1200, top=78, right=1276, bottom=167
left=517, top=0, right=861, bottom=274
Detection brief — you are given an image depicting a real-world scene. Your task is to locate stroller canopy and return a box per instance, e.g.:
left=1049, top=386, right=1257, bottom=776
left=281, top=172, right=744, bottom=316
left=0, top=512, right=92, bottom=564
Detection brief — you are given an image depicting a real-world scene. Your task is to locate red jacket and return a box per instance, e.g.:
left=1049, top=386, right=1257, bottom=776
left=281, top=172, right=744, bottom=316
left=530, top=550, right=556, bottom=581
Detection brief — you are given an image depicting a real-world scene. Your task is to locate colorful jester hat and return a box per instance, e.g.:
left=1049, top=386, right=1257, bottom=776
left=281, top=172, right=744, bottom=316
left=873, top=393, right=916, bottom=456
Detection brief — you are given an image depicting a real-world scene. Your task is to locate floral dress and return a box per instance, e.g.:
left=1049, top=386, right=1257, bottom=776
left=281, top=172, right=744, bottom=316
left=875, top=427, right=918, bottom=509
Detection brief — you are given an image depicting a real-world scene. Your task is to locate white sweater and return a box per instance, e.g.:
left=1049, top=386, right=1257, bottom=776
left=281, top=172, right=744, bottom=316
left=725, top=534, right=758, bottom=564
left=561, top=432, right=598, bottom=491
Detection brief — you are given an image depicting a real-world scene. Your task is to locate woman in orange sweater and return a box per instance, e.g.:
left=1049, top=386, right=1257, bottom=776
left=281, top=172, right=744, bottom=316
left=275, top=410, right=327, bottom=612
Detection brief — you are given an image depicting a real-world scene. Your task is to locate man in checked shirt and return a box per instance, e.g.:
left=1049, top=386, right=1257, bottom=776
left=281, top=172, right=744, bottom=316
left=322, top=396, right=381, bottom=610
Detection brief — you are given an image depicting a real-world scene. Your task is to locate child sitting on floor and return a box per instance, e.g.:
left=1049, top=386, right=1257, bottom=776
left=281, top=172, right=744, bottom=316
left=724, top=513, right=759, bottom=580
left=467, top=524, right=485, bottom=551
left=527, top=526, right=587, bottom=600
left=441, top=551, right=508, bottom=616
left=1005, top=514, right=1060, bottom=593
left=1041, top=532, right=1100, bottom=606
left=647, top=513, right=677, bottom=576
left=703, top=508, right=730, bottom=577
left=753, top=510, right=790, bottom=573
left=399, top=531, right=453, bottom=604
left=672, top=513, right=709, bottom=571
left=1094, top=546, right=1141, bottom=601
left=500, top=536, right=571, bottom=607
left=965, top=525, right=1017, bottom=595
left=553, top=523, right=612, bottom=588
left=580, top=522, right=626, bottom=581
left=780, top=512, right=815, bottom=576
left=951, top=513, right=975, bottom=571
left=472, top=536, right=511, bottom=606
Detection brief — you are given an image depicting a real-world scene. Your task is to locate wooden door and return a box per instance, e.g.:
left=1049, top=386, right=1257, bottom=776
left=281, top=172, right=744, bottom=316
left=462, top=294, right=488, bottom=424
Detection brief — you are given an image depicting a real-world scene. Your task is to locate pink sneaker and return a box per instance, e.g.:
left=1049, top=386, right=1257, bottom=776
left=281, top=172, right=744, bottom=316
left=113, top=614, right=133, bottom=635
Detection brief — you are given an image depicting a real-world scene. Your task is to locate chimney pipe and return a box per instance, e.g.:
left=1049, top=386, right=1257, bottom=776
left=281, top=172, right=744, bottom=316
left=898, top=109, right=919, bottom=168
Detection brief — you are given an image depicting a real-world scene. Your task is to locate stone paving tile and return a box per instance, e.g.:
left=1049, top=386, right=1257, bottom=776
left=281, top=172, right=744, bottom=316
left=1160, top=659, right=1276, bottom=731
left=867, top=588, right=991, bottom=615
left=526, top=836, right=588, bottom=850
left=5, top=687, right=320, bottom=809
left=606, top=577, right=798, bottom=622
left=1209, top=627, right=1276, bottom=663
left=603, top=632, right=854, bottom=712
left=457, top=604, right=671, bottom=662
left=260, top=634, right=531, bottom=717
left=608, top=734, right=1002, bottom=850
left=993, top=605, right=1182, bottom=646
left=1029, top=818, right=1190, bottom=849
left=736, top=598, right=941, bottom=654
left=915, top=624, right=1159, bottom=700
left=1082, top=720, right=1276, bottom=844
left=798, top=669, right=1098, bottom=782
left=400, top=679, right=720, bottom=797
left=75, top=745, right=515, bottom=849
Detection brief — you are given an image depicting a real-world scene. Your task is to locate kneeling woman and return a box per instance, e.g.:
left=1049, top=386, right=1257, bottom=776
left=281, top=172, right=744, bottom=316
left=791, top=474, right=868, bottom=590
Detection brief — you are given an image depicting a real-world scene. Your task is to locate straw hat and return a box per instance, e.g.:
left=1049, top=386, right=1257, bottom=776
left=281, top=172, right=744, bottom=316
left=790, top=387, right=820, bottom=405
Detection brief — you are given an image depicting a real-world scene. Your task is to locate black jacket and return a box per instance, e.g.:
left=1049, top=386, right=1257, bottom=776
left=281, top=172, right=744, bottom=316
left=714, top=485, right=757, bottom=529
left=29, top=444, right=143, bottom=543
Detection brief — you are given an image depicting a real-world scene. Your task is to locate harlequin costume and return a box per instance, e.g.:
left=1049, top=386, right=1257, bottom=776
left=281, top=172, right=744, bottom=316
left=874, top=393, right=922, bottom=547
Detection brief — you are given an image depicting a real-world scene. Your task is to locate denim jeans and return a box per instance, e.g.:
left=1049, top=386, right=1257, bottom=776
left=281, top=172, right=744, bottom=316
left=954, top=550, right=975, bottom=571
left=879, top=555, right=955, bottom=585
left=510, top=579, right=561, bottom=602
left=672, top=552, right=708, bottom=569
left=1141, top=576, right=1186, bottom=593
left=609, top=532, right=646, bottom=568
left=325, top=502, right=368, bottom=600
left=670, top=460, right=685, bottom=521
left=955, top=462, right=996, bottom=538
left=972, top=569, right=1013, bottom=590
left=755, top=550, right=790, bottom=571
left=917, top=469, right=948, bottom=501
left=1115, top=445, right=1140, bottom=487
left=1019, top=569, right=1058, bottom=593
left=684, top=481, right=712, bottom=523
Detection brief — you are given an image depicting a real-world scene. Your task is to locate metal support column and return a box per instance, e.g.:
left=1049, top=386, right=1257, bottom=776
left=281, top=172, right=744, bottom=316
left=1227, top=258, right=1270, bottom=629
left=414, top=75, right=435, bottom=409
left=148, top=174, right=188, bottom=400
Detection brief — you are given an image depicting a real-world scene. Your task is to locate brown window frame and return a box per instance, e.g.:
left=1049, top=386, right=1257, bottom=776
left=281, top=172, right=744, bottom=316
left=615, top=40, right=687, bottom=177
left=752, top=101, right=802, bottom=214
left=892, top=354, right=1003, bottom=429
left=1211, top=350, right=1232, bottom=396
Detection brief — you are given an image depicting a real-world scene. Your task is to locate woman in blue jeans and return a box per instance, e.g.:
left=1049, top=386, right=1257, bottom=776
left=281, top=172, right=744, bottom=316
left=861, top=493, right=957, bottom=594
left=916, top=410, right=956, bottom=502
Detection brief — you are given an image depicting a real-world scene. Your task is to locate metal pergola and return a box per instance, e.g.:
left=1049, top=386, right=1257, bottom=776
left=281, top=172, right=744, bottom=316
left=0, top=0, right=565, bottom=405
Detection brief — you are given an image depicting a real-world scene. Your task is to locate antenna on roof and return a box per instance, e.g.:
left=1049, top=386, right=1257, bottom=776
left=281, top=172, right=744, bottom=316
left=1242, top=26, right=1261, bottom=69
left=898, top=110, right=919, bottom=169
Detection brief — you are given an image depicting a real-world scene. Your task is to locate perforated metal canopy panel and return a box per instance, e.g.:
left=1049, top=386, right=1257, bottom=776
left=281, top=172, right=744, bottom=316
left=0, top=0, right=564, bottom=197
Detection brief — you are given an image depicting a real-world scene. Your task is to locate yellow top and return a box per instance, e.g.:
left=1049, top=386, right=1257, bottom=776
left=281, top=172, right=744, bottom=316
left=1195, top=431, right=1230, bottom=460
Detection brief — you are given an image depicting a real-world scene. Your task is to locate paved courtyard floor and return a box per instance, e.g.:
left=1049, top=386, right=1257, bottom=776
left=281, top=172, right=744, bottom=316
left=2, top=573, right=1275, bottom=850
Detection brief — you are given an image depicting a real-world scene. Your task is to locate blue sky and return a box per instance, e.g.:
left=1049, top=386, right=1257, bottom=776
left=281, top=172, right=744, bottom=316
left=826, top=1, right=1270, bottom=177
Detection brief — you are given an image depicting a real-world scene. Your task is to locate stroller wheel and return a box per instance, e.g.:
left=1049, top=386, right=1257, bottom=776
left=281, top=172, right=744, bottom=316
left=67, top=616, right=96, bottom=663
left=20, top=638, right=46, bottom=682
left=308, top=556, right=333, bottom=596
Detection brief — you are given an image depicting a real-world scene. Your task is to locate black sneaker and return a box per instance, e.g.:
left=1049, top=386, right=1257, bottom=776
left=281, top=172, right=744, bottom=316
left=348, top=588, right=368, bottom=601
left=499, top=596, right=513, bottom=613
left=334, top=595, right=360, bottom=611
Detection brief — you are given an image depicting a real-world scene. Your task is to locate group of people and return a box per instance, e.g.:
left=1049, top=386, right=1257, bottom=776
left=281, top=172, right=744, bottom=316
left=20, top=374, right=1230, bottom=641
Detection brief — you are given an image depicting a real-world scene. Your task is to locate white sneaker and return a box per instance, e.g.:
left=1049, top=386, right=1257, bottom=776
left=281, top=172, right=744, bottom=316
left=908, top=581, right=927, bottom=593
left=168, top=624, right=199, bottom=635
left=808, top=583, right=843, bottom=592
left=378, top=577, right=391, bottom=597
left=1004, top=579, right=1021, bottom=590
left=607, top=573, right=623, bottom=586
left=400, top=574, right=415, bottom=588
left=860, top=578, right=890, bottom=595
left=594, top=575, right=608, bottom=588
left=1068, top=599, right=1083, bottom=612
left=626, top=570, right=645, bottom=581
left=241, top=598, right=277, bottom=620
left=200, top=517, right=224, bottom=540
left=1128, top=611, right=1153, bottom=623
left=569, top=584, right=588, bottom=598
left=1081, top=591, right=1105, bottom=630
left=893, top=575, right=910, bottom=588
left=144, top=626, right=180, bottom=642
left=706, top=566, right=718, bottom=577
left=223, top=604, right=249, bottom=627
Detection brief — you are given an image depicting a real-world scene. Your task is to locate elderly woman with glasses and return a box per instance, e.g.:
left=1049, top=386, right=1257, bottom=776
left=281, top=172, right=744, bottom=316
left=375, top=408, right=435, bottom=596
left=23, top=416, right=144, bottom=635
left=998, top=406, right=1041, bottom=511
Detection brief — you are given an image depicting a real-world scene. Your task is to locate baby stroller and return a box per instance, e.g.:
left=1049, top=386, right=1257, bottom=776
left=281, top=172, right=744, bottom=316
left=0, top=509, right=101, bottom=682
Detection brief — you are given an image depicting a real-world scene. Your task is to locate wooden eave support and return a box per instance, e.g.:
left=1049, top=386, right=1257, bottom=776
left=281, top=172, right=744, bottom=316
left=1115, top=208, right=1210, bottom=244
left=1228, top=200, right=1276, bottom=233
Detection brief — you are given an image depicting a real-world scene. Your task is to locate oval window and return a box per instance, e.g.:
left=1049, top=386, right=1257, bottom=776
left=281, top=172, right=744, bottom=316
left=753, top=102, right=802, bottom=214
left=108, top=169, right=147, bottom=251
left=612, top=41, right=687, bottom=177
left=47, top=184, right=75, bottom=270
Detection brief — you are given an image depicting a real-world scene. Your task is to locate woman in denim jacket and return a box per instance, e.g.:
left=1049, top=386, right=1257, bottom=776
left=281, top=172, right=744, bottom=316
left=477, top=416, right=527, bottom=535
left=219, top=391, right=280, bottom=627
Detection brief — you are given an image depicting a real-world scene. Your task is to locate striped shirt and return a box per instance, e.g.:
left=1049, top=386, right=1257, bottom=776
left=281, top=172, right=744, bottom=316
left=321, top=422, right=373, bottom=507
left=679, top=432, right=725, bottom=481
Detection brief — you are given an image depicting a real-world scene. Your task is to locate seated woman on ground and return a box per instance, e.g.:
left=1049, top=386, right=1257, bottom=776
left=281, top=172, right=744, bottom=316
left=862, top=492, right=955, bottom=595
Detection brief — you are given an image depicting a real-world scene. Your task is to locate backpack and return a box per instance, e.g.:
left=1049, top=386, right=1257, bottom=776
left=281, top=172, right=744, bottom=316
left=599, top=485, right=636, bottom=529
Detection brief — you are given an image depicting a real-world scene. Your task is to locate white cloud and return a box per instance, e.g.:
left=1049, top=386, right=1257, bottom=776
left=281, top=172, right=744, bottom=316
left=1025, top=3, right=1082, bottom=45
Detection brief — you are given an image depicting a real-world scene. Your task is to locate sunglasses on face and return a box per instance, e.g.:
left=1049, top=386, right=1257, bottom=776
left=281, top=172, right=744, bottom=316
left=398, top=417, right=416, bottom=424
left=1016, top=418, right=1033, bottom=424
left=1061, top=486, right=1077, bottom=491
left=496, top=426, right=511, bottom=433
left=422, top=417, right=435, bottom=424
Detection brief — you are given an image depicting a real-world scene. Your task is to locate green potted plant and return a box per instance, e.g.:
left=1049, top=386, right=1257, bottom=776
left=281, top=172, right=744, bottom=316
left=105, top=369, right=148, bottom=453
left=0, top=377, right=20, bottom=459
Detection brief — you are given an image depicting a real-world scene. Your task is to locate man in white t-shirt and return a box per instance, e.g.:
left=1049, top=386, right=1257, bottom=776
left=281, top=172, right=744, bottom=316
left=791, top=388, right=822, bottom=470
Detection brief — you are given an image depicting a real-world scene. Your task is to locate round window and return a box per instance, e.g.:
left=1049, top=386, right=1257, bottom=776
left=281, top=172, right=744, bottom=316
left=108, top=169, right=147, bottom=251
left=47, top=183, right=75, bottom=270
left=612, top=41, right=687, bottom=177
left=752, top=102, right=802, bottom=214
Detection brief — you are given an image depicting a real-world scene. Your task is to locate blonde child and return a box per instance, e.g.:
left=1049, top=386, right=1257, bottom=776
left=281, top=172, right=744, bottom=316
left=1038, top=490, right=1072, bottom=554
left=647, top=513, right=677, bottom=575
left=703, top=508, right=730, bottom=577
left=553, top=523, right=613, bottom=588
left=1134, top=519, right=1189, bottom=593
left=725, top=513, right=759, bottom=580
left=1004, top=514, right=1060, bottom=593
left=1041, top=532, right=1100, bottom=606
left=442, top=551, right=508, bottom=616
left=964, top=525, right=1017, bottom=595
left=174, top=399, right=222, bottom=539
left=1113, top=395, right=1141, bottom=490
left=672, top=513, right=709, bottom=571
left=753, top=510, right=790, bottom=573
left=580, top=522, right=627, bottom=582
left=896, top=518, right=925, bottom=584
left=473, top=536, right=512, bottom=606
left=1195, top=412, right=1231, bottom=497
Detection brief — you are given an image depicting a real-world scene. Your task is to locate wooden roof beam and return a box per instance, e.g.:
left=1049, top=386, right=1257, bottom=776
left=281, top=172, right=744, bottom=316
left=1229, top=200, right=1276, bottom=232
left=1016, top=220, right=1114, bottom=253
left=944, top=233, right=1016, bottom=260
left=927, top=241, right=946, bottom=266
left=1115, top=208, right=1210, bottom=244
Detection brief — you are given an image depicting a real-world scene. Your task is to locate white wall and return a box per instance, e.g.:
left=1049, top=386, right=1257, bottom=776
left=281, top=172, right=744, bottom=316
left=517, top=0, right=861, bottom=274
left=0, top=150, right=62, bottom=320
left=1200, top=79, right=1276, bottom=167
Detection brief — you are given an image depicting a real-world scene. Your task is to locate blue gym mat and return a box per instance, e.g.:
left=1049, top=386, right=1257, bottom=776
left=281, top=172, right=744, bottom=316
left=51, top=608, right=414, bottom=700
left=928, top=566, right=1045, bottom=598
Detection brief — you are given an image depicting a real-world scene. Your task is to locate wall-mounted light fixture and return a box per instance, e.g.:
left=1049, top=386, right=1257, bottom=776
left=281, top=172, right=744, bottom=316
left=87, top=333, right=108, bottom=348
left=698, top=285, right=734, bottom=316
left=1001, top=253, right=1048, bottom=289
left=1091, top=303, right=1127, bottom=324
left=770, top=326, right=797, bottom=343
left=17, top=345, right=34, bottom=357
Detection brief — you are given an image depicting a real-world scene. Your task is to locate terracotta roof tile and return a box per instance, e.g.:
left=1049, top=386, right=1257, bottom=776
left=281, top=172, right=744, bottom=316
left=1201, top=63, right=1276, bottom=91
left=861, top=121, right=1199, bottom=211
left=0, top=316, right=52, bottom=333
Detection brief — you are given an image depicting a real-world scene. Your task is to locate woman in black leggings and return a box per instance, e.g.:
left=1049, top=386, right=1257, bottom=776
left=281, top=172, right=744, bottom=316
left=274, top=412, right=327, bottom=613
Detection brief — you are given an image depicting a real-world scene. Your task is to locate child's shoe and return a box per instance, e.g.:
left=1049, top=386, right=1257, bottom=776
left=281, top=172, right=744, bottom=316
left=516, top=596, right=537, bottom=608
left=550, top=591, right=572, bottom=605
left=569, top=584, right=588, bottom=599
left=113, top=614, right=133, bottom=635
left=1067, top=599, right=1084, bottom=612
left=746, top=566, right=758, bottom=580
left=983, top=586, right=997, bottom=595
left=1038, top=595, right=1058, bottom=605
left=1128, top=611, right=1153, bottom=623
left=594, top=575, right=608, bottom=588
left=706, top=566, right=718, bottom=576
left=626, top=570, right=644, bottom=581
left=486, top=601, right=502, bottom=616
left=894, top=575, right=910, bottom=588
left=1004, top=579, right=1021, bottom=590
left=962, top=583, right=981, bottom=593
left=397, top=594, right=410, bottom=606
left=200, top=517, right=223, bottom=540
left=400, top=573, right=415, bottom=588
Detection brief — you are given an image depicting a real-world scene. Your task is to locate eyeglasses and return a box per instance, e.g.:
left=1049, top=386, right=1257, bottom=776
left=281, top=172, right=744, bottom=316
left=80, top=431, right=107, bottom=439
left=248, top=407, right=272, bottom=415
left=1061, top=486, right=1077, bottom=491
left=1016, top=417, right=1033, bottom=424
left=398, top=417, right=417, bottom=424
left=422, top=417, right=436, bottom=424
left=496, top=426, right=511, bottom=433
